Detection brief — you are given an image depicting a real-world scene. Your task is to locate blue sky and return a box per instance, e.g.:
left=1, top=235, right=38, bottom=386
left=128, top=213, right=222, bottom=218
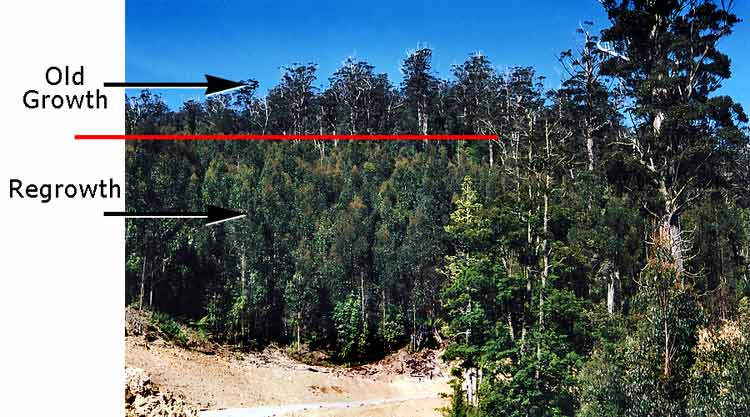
left=126, top=0, right=749, bottom=112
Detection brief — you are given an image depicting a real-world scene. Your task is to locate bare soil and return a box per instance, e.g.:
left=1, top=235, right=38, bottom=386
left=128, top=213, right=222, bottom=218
left=125, top=311, right=449, bottom=416
left=284, top=398, right=447, bottom=417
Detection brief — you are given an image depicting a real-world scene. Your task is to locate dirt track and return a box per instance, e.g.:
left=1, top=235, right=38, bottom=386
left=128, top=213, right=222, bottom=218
left=199, top=396, right=444, bottom=417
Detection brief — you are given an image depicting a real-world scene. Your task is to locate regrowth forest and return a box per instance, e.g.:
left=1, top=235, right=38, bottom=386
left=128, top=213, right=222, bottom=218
left=125, top=1, right=750, bottom=416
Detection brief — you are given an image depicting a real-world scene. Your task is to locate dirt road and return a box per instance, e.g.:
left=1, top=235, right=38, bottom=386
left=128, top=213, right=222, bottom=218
left=199, top=396, right=442, bottom=417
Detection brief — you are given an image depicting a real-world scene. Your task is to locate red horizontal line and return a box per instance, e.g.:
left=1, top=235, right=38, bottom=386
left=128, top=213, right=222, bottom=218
left=75, top=134, right=498, bottom=141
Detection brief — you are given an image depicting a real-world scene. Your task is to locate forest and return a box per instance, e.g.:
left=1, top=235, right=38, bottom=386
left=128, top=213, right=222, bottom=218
left=125, top=1, right=750, bottom=416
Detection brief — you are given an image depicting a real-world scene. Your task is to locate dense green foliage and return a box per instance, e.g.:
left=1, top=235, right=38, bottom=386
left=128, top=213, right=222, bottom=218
left=149, top=311, right=189, bottom=347
left=125, top=1, right=750, bottom=414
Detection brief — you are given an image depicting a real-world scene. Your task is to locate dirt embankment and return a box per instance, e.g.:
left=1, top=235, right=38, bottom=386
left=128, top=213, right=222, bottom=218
left=124, top=308, right=449, bottom=416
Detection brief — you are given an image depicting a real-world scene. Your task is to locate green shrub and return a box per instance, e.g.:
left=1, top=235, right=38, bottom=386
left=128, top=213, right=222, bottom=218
left=333, top=294, right=367, bottom=363
left=150, top=311, right=188, bottom=346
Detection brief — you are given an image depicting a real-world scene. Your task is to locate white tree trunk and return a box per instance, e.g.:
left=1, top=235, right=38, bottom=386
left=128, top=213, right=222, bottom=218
left=240, top=248, right=246, bottom=342
left=586, top=130, right=594, bottom=171
left=139, top=255, right=147, bottom=310
left=607, top=270, right=618, bottom=315
left=658, top=183, right=685, bottom=280
left=463, top=368, right=478, bottom=407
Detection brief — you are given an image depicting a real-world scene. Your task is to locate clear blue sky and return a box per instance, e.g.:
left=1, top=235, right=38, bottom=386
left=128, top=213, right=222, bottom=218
left=126, top=0, right=749, bottom=112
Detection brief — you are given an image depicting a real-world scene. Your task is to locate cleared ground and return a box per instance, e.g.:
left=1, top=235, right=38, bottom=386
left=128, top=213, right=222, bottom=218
left=126, top=335, right=449, bottom=417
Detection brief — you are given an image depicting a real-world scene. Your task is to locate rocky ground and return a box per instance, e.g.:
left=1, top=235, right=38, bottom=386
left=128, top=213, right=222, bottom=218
left=125, top=367, right=197, bottom=417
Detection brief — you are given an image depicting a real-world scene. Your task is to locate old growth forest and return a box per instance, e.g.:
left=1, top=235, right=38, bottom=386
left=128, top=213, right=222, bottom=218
left=125, top=1, right=750, bottom=416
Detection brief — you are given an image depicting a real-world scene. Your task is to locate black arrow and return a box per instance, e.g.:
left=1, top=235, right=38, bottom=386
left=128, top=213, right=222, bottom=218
left=103, top=205, right=246, bottom=226
left=103, top=74, right=247, bottom=96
